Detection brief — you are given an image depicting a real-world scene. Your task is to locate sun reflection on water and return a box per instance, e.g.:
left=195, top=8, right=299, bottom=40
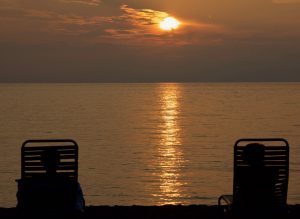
left=155, top=84, right=186, bottom=205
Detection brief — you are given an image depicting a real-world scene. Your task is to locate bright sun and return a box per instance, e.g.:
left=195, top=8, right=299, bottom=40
left=159, top=17, right=180, bottom=31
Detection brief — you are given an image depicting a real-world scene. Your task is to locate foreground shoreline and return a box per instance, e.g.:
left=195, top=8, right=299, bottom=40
left=1, top=205, right=300, bottom=219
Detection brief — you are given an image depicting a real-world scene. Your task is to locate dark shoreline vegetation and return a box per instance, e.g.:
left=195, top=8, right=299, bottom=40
left=1, top=205, right=300, bottom=219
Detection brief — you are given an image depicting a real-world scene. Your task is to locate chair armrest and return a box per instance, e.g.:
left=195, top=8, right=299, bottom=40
left=218, top=195, right=233, bottom=206
left=218, top=194, right=233, bottom=215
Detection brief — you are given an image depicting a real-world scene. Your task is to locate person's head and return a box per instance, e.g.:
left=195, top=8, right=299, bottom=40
left=243, top=143, right=265, bottom=167
left=41, top=149, right=60, bottom=175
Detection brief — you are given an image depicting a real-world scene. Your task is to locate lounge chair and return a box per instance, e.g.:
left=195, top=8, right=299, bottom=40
left=218, top=138, right=289, bottom=218
left=16, top=139, right=85, bottom=212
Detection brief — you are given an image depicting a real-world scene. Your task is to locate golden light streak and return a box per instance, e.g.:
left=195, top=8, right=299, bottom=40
left=156, top=84, right=186, bottom=205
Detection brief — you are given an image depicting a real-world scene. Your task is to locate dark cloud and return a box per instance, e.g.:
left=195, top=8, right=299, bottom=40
left=60, top=0, right=101, bottom=6
left=273, top=0, right=300, bottom=3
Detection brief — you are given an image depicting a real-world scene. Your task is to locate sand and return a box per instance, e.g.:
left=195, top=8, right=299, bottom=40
left=1, top=205, right=300, bottom=219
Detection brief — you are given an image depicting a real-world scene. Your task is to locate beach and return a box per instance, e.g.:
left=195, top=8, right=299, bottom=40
left=1, top=205, right=300, bottom=219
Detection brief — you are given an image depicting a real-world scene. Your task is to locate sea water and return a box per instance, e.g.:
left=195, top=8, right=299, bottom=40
left=0, top=83, right=299, bottom=207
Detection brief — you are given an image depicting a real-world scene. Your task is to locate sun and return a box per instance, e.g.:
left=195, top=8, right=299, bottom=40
left=159, top=17, right=180, bottom=31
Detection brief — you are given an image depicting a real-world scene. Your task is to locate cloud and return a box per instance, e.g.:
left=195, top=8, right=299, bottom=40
left=100, top=5, right=227, bottom=46
left=273, top=0, right=300, bottom=3
left=0, top=3, right=255, bottom=46
left=0, top=3, right=229, bottom=46
left=59, top=0, right=101, bottom=6
left=0, top=7, right=27, bottom=18
left=98, top=5, right=169, bottom=44
left=119, top=4, right=168, bottom=26
left=0, top=6, right=105, bottom=43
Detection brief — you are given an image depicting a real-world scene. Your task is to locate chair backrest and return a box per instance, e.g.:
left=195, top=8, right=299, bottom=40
left=232, top=138, right=289, bottom=210
left=21, top=139, right=78, bottom=181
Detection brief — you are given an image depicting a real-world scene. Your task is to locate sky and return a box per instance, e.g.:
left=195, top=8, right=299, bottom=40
left=0, top=0, right=300, bottom=82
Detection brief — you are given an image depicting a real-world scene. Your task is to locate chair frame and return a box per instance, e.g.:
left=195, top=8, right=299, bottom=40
left=219, top=138, right=289, bottom=216
left=18, top=139, right=81, bottom=210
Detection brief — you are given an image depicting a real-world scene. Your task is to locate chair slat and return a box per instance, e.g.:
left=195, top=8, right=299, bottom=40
left=24, top=146, right=76, bottom=151
left=236, top=145, right=287, bottom=150
left=236, top=161, right=287, bottom=166
left=236, top=151, right=288, bottom=156
left=23, top=172, right=77, bottom=178
left=23, top=154, right=76, bottom=161
left=24, top=166, right=77, bottom=171
left=24, top=150, right=76, bottom=156
left=24, top=161, right=76, bottom=166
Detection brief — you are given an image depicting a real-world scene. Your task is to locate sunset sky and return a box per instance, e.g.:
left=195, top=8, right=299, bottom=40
left=1, top=0, right=300, bottom=82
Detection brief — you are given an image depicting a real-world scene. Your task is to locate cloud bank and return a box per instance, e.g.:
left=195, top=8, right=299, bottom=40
left=273, top=0, right=300, bottom=3
left=60, top=0, right=101, bottom=6
left=0, top=0, right=299, bottom=82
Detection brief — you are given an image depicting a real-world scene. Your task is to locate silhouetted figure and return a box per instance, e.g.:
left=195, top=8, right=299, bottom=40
left=41, top=149, right=61, bottom=179
left=237, top=143, right=277, bottom=216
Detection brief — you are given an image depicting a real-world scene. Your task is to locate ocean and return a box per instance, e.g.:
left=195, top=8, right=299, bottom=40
left=0, top=83, right=299, bottom=207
